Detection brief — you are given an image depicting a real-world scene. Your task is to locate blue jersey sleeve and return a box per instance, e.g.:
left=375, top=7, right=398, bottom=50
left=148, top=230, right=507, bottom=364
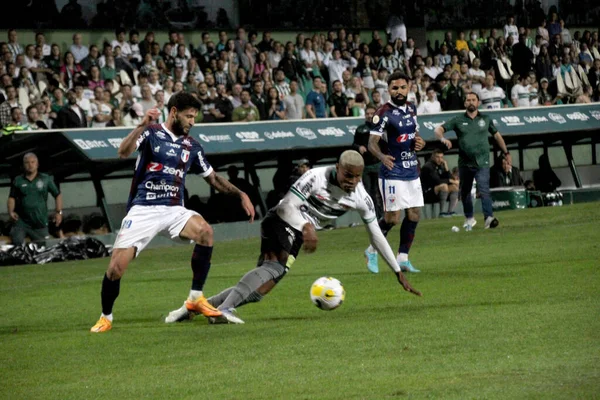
left=192, top=142, right=213, bottom=177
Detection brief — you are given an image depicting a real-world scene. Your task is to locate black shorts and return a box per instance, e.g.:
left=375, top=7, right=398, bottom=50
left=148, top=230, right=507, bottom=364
left=260, top=211, right=303, bottom=259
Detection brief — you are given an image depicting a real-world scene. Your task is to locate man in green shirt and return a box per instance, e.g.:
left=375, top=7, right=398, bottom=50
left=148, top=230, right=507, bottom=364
left=434, top=92, right=510, bottom=231
left=231, top=89, right=259, bottom=122
left=7, top=153, right=63, bottom=245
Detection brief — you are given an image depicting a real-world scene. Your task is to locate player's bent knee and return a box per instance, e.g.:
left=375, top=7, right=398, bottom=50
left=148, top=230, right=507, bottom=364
left=407, top=208, right=420, bottom=222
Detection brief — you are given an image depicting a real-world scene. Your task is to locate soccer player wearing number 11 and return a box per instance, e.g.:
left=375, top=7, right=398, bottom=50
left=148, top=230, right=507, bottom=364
left=364, top=72, right=426, bottom=275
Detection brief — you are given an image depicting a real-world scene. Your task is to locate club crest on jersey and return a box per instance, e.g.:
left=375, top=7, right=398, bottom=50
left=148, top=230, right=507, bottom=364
left=181, top=149, right=190, bottom=162
left=478, top=119, right=486, bottom=127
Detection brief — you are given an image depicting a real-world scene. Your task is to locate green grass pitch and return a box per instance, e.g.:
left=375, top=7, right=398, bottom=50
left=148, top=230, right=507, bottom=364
left=1, top=203, right=599, bottom=399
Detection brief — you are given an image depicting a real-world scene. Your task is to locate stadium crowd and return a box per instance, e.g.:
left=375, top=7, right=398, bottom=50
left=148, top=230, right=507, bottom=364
left=0, top=8, right=599, bottom=135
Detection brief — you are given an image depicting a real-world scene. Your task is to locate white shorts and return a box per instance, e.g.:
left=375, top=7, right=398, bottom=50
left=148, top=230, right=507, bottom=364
left=378, top=178, right=424, bottom=212
left=113, top=205, right=199, bottom=255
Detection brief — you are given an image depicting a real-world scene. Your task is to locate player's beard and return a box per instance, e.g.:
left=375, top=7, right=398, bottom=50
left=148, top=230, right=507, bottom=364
left=172, top=118, right=189, bottom=136
left=466, top=104, right=477, bottom=112
left=391, top=93, right=407, bottom=106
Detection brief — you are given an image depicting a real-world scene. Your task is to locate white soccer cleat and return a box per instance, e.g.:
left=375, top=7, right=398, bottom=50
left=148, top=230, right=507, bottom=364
left=208, top=309, right=245, bottom=325
left=165, top=303, right=195, bottom=323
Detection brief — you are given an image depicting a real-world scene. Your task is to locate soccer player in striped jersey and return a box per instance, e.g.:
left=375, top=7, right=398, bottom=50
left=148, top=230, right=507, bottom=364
left=165, top=150, right=422, bottom=324
left=90, top=93, right=255, bottom=332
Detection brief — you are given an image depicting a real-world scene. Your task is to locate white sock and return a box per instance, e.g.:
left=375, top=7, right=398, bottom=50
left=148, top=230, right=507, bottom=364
left=189, top=290, right=203, bottom=300
left=101, top=313, right=113, bottom=322
left=397, top=253, right=408, bottom=263
left=366, top=245, right=376, bottom=253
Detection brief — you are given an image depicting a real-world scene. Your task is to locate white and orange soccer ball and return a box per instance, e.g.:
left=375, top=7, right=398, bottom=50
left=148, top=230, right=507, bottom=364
left=310, top=276, right=345, bottom=311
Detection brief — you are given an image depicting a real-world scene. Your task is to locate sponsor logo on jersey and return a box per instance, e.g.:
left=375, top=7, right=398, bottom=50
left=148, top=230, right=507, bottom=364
left=154, top=145, right=161, bottom=153
left=165, top=142, right=181, bottom=149
left=155, top=132, right=166, bottom=139
left=146, top=192, right=156, bottom=200
left=295, top=127, right=317, bottom=140
left=198, top=134, right=232, bottom=142
left=264, top=130, right=294, bottom=139
left=548, top=113, right=566, bottom=124
left=145, top=181, right=180, bottom=192
left=236, top=131, right=264, bottom=142
left=392, top=109, right=401, bottom=116
left=181, top=149, right=190, bottom=163
left=396, top=132, right=416, bottom=143
left=146, top=162, right=184, bottom=178
left=400, top=151, right=415, bottom=159
left=166, top=149, right=177, bottom=156
left=566, top=112, right=589, bottom=121
left=197, top=151, right=209, bottom=172
left=402, top=160, right=419, bottom=168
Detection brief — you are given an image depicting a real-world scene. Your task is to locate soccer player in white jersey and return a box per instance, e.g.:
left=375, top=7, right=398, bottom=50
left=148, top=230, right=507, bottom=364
left=479, top=75, right=508, bottom=109
left=364, top=72, right=426, bottom=275
left=511, top=75, right=531, bottom=107
left=90, top=93, right=255, bottom=332
left=165, top=150, right=421, bottom=324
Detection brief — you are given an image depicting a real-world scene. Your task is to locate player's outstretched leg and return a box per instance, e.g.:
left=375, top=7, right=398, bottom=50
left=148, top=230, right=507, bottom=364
left=397, top=208, right=420, bottom=273
left=91, top=248, right=135, bottom=332
left=365, top=217, right=395, bottom=274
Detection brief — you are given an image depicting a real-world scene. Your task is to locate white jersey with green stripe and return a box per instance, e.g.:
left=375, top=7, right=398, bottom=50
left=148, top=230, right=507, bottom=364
left=479, top=86, right=506, bottom=110
left=278, top=166, right=377, bottom=231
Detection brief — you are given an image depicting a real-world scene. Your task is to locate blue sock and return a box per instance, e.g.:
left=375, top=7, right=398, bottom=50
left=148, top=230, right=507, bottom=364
left=399, top=218, right=418, bottom=255
left=191, top=244, right=213, bottom=291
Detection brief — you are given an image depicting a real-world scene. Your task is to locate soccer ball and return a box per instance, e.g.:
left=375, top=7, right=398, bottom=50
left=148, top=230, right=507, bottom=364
left=310, top=276, right=345, bottom=311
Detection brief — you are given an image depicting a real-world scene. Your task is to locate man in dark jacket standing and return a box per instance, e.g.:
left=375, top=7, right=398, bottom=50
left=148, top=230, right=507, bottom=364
left=54, top=89, right=87, bottom=129
left=352, top=103, right=383, bottom=218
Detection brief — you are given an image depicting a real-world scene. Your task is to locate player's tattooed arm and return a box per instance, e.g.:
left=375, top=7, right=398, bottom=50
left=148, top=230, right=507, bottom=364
left=205, top=172, right=243, bottom=195
left=368, top=134, right=395, bottom=170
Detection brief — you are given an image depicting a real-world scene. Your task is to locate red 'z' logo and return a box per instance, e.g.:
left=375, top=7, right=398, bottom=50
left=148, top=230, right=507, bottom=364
left=397, top=134, right=408, bottom=143
left=147, top=162, right=163, bottom=172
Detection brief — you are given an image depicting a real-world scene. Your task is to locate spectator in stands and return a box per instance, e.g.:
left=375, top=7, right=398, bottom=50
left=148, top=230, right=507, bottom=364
left=232, top=89, right=259, bottom=122
left=421, top=149, right=460, bottom=217
left=122, top=101, right=144, bottom=127
left=69, top=33, right=89, bottom=65
left=90, top=86, right=112, bottom=128
left=0, top=85, right=21, bottom=128
left=7, top=152, right=62, bottom=245
left=417, top=86, right=442, bottom=115
left=328, top=80, right=350, bottom=117
left=511, top=75, right=532, bottom=107
left=251, top=80, right=268, bottom=121
left=139, top=84, right=156, bottom=113
left=106, top=107, right=123, bottom=127
left=283, top=79, right=304, bottom=120
left=491, top=154, right=523, bottom=188
left=305, top=76, right=327, bottom=118
left=535, top=44, right=553, bottom=82
left=504, top=15, right=519, bottom=44
left=533, top=154, right=561, bottom=193
left=7, top=29, right=24, bottom=62
left=548, top=12, right=561, bottom=38
left=537, top=19, right=550, bottom=45
left=512, top=33, right=534, bottom=78
left=23, top=104, right=48, bottom=130
left=54, top=88, right=87, bottom=128
left=288, top=158, right=312, bottom=189
left=441, top=70, right=465, bottom=110
left=267, top=86, right=286, bottom=120
left=1, top=107, right=25, bottom=137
